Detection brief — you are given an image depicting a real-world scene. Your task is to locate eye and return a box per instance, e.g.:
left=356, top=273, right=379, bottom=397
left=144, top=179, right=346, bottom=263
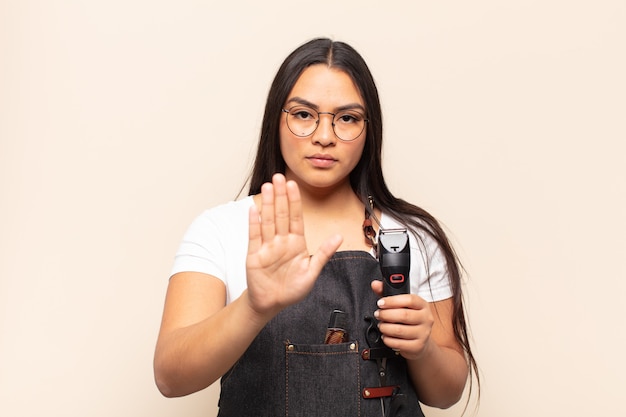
left=336, top=112, right=363, bottom=124
left=290, top=107, right=316, bottom=121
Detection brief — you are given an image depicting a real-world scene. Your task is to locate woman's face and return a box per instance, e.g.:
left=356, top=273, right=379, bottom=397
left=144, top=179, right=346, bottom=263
left=280, top=64, right=367, bottom=192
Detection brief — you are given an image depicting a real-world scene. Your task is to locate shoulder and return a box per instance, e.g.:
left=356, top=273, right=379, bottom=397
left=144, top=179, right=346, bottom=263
left=180, top=196, right=254, bottom=250
left=171, top=197, right=253, bottom=282
left=188, top=197, right=253, bottom=230
left=199, top=196, right=254, bottom=221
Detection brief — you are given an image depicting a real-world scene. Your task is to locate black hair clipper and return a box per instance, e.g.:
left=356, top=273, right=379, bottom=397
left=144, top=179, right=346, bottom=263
left=378, top=228, right=410, bottom=296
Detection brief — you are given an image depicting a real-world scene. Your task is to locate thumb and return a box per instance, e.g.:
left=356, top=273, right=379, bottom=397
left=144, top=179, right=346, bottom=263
left=308, top=234, right=343, bottom=276
left=370, top=279, right=383, bottom=296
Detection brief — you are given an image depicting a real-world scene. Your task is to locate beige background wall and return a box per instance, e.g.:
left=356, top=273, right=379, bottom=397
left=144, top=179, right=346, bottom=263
left=1, top=1, right=624, bottom=416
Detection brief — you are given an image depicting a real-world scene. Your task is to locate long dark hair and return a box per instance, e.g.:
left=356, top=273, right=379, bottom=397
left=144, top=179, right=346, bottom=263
left=247, top=38, right=479, bottom=403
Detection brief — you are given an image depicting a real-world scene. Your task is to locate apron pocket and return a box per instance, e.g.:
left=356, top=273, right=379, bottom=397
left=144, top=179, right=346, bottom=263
left=285, top=341, right=360, bottom=417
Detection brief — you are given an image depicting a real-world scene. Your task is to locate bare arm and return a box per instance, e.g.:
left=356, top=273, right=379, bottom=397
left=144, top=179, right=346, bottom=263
left=370, top=282, right=469, bottom=408
left=154, top=174, right=342, bottom=397
left=153, top=273, right=270, bottom=397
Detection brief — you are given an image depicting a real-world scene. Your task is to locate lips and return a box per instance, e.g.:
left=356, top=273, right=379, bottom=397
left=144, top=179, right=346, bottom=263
left=307, top=153, right=337, bottom=168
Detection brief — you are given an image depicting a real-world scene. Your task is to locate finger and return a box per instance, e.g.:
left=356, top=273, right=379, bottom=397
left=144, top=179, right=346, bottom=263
left=378, top=321, right=431, bottom=357
left=286, top=180, right=304, bottom=236
left=378, top=321, right=420, bottom=341
left=248, top=204, right=262, bottom=254
left=272, top=174, right=290, bottom=236
left=260, top=182, right=276, bottom=241
left=376, top=293, right=426, bottom=310
left=376, top=307, right=420, bottom=326
left=381, top=332, right=428, bottom=358
left=370, top=280, right=383, bottom=296
left=308, top=234, right=343, bottom=277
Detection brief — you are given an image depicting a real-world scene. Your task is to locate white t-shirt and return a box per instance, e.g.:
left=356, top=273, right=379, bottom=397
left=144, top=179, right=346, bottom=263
left=171, top=196, right=453, bottom=304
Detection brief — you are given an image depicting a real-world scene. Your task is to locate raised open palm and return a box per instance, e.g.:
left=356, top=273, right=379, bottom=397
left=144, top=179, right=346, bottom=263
left=245, top=174, right=342, bottom=317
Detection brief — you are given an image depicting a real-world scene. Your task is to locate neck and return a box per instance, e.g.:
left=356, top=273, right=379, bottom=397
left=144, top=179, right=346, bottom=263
left=293, top=180, right=360, bottom=211
left=278, top=174, right=377, bottom=253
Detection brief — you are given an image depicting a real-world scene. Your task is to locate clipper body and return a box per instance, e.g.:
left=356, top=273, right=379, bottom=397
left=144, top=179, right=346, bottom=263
left=378, top=228, right=410, bottom=296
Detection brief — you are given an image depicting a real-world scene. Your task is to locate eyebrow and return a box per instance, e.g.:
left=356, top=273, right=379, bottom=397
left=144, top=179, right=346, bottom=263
left=285, top=96, right=367, bottom=114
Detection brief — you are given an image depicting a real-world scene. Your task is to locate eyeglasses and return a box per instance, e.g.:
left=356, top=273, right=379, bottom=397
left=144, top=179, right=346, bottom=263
left=282, top=105, right=368, bottom=142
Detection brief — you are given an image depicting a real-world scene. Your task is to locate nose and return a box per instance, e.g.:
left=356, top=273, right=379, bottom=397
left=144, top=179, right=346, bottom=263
left=312, top=113, right=336, bottom=146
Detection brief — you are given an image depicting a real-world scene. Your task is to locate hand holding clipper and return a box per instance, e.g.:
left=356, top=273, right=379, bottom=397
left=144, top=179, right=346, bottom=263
left=378, top=228, right=410, bottom=296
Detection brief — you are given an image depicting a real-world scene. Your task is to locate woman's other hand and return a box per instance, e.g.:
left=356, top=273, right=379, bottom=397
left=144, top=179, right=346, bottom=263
left=369, top=280, right=435, bottom=360
left=370, top=280, right=468, bottom=407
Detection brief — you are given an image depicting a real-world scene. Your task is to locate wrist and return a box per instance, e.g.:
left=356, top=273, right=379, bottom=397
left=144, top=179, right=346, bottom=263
left=406, top=333, right=437, bottom=363
left=241, top=290, right=279, bottom=328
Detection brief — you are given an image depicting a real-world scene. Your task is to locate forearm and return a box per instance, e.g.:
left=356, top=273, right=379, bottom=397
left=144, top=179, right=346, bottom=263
left=154, top=290, right=272, bottom=398
left=407, top=339, right=469, bottom=408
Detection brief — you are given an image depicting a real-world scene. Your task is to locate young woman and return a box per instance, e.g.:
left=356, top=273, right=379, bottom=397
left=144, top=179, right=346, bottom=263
left=154, top=38, right=478, bottom=417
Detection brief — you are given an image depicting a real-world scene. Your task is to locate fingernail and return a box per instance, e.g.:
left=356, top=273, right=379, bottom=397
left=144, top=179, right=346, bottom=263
left=374, top=310, right=380, bottom=318
left=377, top=299, right=385, bottom=307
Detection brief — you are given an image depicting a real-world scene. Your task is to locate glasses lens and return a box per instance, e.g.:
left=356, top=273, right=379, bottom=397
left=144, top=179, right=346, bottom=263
left=285, top=106, right=367, bottom=141
left=333, top=110, right=366, bottom=141
left=285, top=106, right=318, bottom=137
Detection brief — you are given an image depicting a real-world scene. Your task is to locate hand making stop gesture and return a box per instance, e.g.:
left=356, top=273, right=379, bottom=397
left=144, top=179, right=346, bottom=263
left=245, top=174, right=343, bottom=317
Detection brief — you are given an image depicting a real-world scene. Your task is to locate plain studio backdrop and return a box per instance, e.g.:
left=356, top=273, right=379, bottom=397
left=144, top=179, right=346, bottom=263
left=1, top=1, right=624, bottom=416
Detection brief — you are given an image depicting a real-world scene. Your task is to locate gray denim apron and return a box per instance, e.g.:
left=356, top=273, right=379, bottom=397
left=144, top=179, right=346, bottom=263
left=217, top=251, right=425, bottom=417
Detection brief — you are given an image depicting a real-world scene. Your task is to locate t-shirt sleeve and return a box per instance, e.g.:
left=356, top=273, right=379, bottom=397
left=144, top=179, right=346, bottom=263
left=414, top=230, right=453, bottom=302
left=169, top=198, right=252, bottom=283
left=170, top=209, right=228, bottom=281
